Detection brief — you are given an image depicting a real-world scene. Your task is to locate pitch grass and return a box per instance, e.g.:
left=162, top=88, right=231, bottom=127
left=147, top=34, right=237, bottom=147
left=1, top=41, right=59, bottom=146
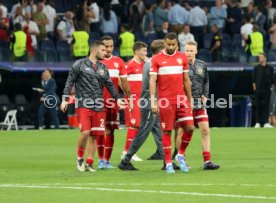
left=0, top=128, right=276, bottom=203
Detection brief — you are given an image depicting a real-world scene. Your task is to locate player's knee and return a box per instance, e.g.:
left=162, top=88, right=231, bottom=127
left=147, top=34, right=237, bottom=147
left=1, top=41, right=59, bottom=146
left=105, top=128, right=111, bottom=135
left=201, top=128, right=210, bottom=137
left=81, top=130, right=90, bottom=137
left=185, top=125, right=195, bottom=134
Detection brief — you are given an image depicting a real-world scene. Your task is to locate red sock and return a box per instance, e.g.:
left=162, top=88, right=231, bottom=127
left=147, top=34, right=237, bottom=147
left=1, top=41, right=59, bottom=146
left=86, top=158, right=93, bottom=165
left=104, top=134, right=114, bottom=161
left=77, top=147, right=85, bottom=159
left=178, top=131, right=193, bottom=155
left=97, top=135, right=105, bottom=160
left=203, top=151, right=211, bottom=162
left=124, top=128, right=138, bottom=152
left=162, top=133, right=172, bottom=164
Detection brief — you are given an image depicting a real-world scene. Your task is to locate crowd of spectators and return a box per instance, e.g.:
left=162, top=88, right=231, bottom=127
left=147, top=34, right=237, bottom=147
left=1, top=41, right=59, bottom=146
left=0, top=0, right=276, bottom=63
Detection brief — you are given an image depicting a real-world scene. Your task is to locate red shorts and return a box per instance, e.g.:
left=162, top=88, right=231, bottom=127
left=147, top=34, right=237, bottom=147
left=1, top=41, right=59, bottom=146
left=76, top=108, right=105, bottom=136
left=124, top=101, right=141, bottom=128
left=160, top=103, right=193, bottom=131
left=105, top=108, right=120, bottom=129
left=193, top=108, right=209, bottom=125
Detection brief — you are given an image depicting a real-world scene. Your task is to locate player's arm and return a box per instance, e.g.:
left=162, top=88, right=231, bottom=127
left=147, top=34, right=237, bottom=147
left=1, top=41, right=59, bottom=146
left=120, top=77, right=131, bottom=98
left=149, top=74, right=158, bottom=113
left=61, top=62, right=80, bottom=112
left=183, top=72, right=192, bottom=104
left=202, top=65, right=209, bottom=104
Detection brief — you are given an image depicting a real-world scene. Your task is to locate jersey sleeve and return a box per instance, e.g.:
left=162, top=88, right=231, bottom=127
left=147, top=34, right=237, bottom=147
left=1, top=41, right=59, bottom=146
left=118, top=58, right=127, bottom=78
left=183, top=54, right=189, bottom=72
left=150, top=56, right=158, bottom=75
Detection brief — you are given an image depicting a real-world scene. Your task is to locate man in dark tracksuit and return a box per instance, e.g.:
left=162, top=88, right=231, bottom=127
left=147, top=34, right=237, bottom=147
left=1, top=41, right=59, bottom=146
left=118, top=40, right=166, bottom=170
left=61, top=40, right=120, bottom=172
left=252, top=53, right=274, bottom=128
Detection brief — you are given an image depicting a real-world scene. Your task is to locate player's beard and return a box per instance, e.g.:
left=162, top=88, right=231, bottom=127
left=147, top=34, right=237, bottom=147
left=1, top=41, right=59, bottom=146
left=166, top=48, right=176, bottom=55
left=96, top=52, right=104, bottom=60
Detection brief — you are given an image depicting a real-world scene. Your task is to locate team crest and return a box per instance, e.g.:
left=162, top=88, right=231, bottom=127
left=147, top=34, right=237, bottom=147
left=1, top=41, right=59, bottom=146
left=177, top=58, right=183, bottom=65
left=114, top=62, right=119, bottom=68
left=161, top=122, right=166, bottom=129
left=97, top=69, right=105, bottom=76
left=131, top=118, right=136, bottom=125
left=197, top=67, right=203, bottom=75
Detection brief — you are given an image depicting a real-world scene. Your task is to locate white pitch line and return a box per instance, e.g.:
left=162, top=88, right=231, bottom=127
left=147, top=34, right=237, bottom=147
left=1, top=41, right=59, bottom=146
left=3, top=183, right=276, bottom=187
left=0, top=184, right=276, bottom=200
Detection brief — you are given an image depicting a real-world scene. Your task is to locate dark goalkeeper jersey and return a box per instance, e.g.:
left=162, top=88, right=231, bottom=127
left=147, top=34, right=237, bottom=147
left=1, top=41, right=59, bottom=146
left=188, top=59, right=209, bottom=109
left=63, top=57, right=119, bottom=112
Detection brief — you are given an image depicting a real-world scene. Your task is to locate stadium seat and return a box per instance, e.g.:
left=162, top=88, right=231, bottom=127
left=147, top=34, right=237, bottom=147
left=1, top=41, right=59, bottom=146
left=89, top=32, right=101, bottom=43
left=40, top=40, right=56, bottom=51
left=197, top=49, right=212, bottom=62
left=146, top=33, right=158, bottom=46
left=203, top=33, right=213, bottom=49
left=134, top=32, right=146, bottom=43
left=267, top=49, right=276, bottom=62
left=264, top=41, right=271, bottom=53
left=43, top=49, right=58, bottom=62
left=15, top=95, right=31, bottom=125
left=222, top=33, right=232, bottom=43
left=30, top=50, right=43, bottom=62
left=113, top=47, right=120, bottom=57
left=58, top=48, right=73, bottom=62
left=56, top=40, right=71, bottom=52
left=238, top=49, right=247, bottom=63
left=0, top=94, right=12, bottom=121
left=233, top=33, right=242, bottom=44
left=0, top=48, right=10, bottom=62
left=248, top=56, right=258, bottom=63
left=0, top=40, right=8, bottom=48
left=221, top=42, right=235, bottom=62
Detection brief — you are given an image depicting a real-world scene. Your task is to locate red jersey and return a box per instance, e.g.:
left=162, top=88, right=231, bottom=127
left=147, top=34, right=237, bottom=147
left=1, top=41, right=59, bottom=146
left=126, top=59, right=144, bottom=96
left=102, top=56, right=127, bottom=107
left=150, top=51, right=189, bottom=103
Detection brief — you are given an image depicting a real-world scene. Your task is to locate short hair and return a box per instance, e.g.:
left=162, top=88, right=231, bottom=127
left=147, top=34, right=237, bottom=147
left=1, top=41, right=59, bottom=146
left=100, top=35, right=113, bottom=41
left=121, top=23, right=130, bottom=31
left=90, top=40, right=105, bottom=49
left=133, top=41, right=148, bottom=52
left=44, top=68, right=54, bottom=77
left=14, top=23, right=22, bottom=31
left=259, top=53, right=266, bottom=58
left=253, top=24, right=259, bottom=32
left=164, top=32, right=177, bottom=40
left=185, top=41, right=198, bottom=47
left=150, top=40, right=165, bottom=55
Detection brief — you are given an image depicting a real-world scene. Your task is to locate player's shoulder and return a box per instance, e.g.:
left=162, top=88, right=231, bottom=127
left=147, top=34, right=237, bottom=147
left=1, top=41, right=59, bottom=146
left=72, top=57, right=86, bottom=68
left=152, top=52, right=163, bottom=61
left=195, top=59, right=207, bottom=66
left=112, top=55, right=124, bottom=63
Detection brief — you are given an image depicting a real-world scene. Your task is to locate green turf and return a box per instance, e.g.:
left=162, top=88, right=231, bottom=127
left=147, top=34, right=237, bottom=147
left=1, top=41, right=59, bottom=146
left=0, top=128, right=276, bottom=203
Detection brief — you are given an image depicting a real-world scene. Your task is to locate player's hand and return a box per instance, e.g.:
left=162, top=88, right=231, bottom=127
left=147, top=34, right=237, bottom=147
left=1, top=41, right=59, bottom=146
left=40, top=97, right=45, bottom=102
left=151, top=99, right=159, bottom=114
left=60, top=101, right=68, bottom=113
left=117, top=98, right=128, bottom=109
left=201, top=95, right=207, bottom=105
